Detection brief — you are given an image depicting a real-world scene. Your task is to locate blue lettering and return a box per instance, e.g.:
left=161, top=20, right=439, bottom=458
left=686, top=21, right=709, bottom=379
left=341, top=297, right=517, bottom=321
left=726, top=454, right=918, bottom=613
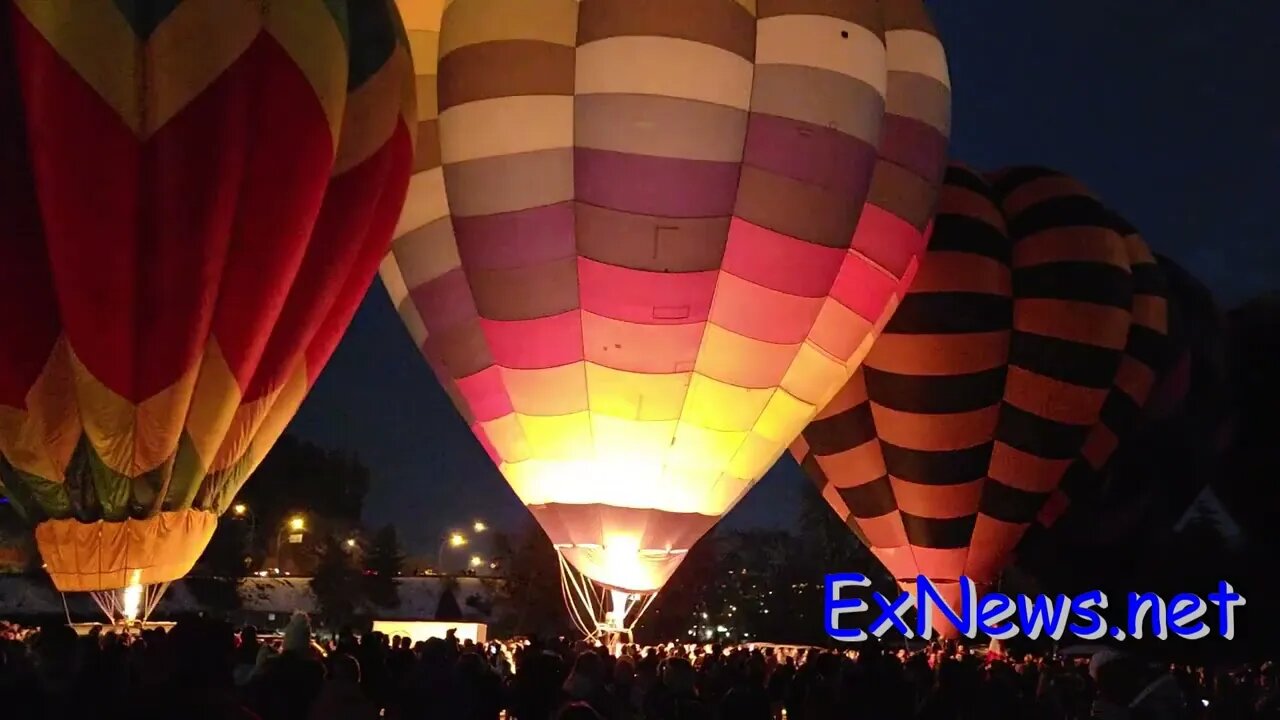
left=824, top=573, right=871, bottom=642
left=1128, top=592, right=1167, bottom=639
left=977, top=592, right=1018, bottom=640
left=1067, top=590, right=1108, bottom=641
left=915, top=576, right=977, bottom=639
left=1017, top=594, right=1072, bottom=640
left=870, top=587, right=915, bottom=638
left=1207, top=581, right=1246, bottom=640
left=1167, top=593, right=1209, bottom=640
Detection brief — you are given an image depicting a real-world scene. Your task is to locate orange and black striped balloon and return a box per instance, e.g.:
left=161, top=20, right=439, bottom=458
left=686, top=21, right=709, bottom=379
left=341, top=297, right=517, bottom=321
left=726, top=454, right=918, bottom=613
left=791, top=165, right=1174, bottom=633
left=1014, top=254, right=1228, bottom=592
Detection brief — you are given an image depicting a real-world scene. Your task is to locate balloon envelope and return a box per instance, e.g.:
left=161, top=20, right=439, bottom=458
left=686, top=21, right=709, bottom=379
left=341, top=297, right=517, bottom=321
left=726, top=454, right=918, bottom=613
left=383, top=0, right=951, bottom=593
left=0, top=0, right=415, bottom=591
left=1012, top=254, right=1230, bottom=592
left=792, top=165, right=1178, bottom=634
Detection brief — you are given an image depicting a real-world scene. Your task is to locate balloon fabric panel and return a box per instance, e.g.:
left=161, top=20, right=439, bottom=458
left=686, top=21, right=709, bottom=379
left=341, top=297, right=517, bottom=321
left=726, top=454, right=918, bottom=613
left=792, top=165, right=1174, bottom=616
left=1014, top=253, right=1227, bottom=591
left=0, top=0, right=415, bottom=591
left=382, top=0, right=951, bottom=593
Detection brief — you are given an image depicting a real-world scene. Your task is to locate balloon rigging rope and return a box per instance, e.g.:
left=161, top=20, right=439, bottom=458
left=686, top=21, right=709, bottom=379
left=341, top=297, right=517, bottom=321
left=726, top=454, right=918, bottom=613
left=557, top=552, right=596, bottom=639
left=565, top=557, right=603, bottom=636
left=143, top=581, right=171, bottom=622
left=89, top=590, right=117, bottom=624
left=562, top=554, right=601, bottom=639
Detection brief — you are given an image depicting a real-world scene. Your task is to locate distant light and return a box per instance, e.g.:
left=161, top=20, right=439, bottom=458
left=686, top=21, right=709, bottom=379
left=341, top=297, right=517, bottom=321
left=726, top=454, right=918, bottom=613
left=469, top=555, right=483, bottom=568
left=288, top=516, right=305, bottom=532
left=345, top=538, right=357, bottom=548
left=473, top=521, right=487, bottom=533
left=232, top=503, right=247, bottom=516
left=701, top=612, right=708, bottom=620
left=449, top=533, right=467, bottom=548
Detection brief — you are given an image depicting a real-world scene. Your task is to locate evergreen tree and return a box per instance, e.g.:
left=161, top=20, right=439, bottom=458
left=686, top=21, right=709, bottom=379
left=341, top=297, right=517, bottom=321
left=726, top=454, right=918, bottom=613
left=310, top=535, right=363, bottom=628
left=365, top=524, right=405, bottom=608
left=436, top=578, right=465, bottom=621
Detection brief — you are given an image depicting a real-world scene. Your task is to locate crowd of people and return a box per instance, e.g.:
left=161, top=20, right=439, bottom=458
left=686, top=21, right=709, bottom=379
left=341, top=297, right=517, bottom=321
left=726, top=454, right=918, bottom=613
left=2, top=614, right=1279, bottom=719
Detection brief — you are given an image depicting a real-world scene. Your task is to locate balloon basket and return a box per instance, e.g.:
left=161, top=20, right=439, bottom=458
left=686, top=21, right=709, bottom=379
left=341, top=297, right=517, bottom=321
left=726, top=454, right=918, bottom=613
left=557, top=552, right=656, bottom=644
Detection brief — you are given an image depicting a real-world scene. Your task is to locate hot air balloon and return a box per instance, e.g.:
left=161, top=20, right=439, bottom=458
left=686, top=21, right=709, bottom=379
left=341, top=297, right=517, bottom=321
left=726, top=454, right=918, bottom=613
left=381, top=0, right=951, bottom=639
left=0, top=0, right=415, bottom=622
left=1011, top=254, right=1230, bottom=594
left=791, top=165, right=1179, bottom=637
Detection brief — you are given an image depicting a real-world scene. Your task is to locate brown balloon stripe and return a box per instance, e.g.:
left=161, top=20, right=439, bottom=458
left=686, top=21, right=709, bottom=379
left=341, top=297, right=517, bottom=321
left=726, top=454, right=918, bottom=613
left=437, top=40, right=575, bottom=110
left=577, top=0, right=758, bottom=61
left=758, top=0, right=886, bottom=29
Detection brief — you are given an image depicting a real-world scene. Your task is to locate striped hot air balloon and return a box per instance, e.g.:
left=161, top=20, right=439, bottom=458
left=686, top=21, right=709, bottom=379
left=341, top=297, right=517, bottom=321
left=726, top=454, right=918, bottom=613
left=381, top=0, right=951, bottom=635
left=791, top=165, right=1180, bottom=637
left=0, top=0, right=414, bottom=614
left=1014, top=254, right=1229, bottom=593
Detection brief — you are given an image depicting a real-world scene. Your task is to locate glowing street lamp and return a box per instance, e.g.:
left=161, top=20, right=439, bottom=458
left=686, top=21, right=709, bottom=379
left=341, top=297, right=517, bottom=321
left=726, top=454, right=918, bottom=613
left=274, top=514, right=307, bottom=574
left=437, top=531, right=469, bottom=573
left=230, top=504, right=257, bottom=561
left=345, top=538, right=358, bottom=549
left=469, top=555, right=483, bottom=568
left=472, top=521, right=487, bottom=533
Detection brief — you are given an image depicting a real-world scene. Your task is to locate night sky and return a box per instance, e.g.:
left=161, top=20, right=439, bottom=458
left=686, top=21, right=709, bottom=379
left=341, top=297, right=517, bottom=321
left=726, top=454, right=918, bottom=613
left=289, top=0, right=1280, bottom=555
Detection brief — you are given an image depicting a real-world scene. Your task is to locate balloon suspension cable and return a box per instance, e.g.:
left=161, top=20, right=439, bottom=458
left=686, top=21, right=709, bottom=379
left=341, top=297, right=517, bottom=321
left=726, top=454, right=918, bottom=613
left=556, top=551, right=658, bottom=646
left=88, top=581, right=171, bottom=626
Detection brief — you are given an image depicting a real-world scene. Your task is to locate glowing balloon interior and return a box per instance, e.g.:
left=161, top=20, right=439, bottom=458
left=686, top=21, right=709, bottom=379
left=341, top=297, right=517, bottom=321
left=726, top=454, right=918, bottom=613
left=384, top=0, right=951, bottom=634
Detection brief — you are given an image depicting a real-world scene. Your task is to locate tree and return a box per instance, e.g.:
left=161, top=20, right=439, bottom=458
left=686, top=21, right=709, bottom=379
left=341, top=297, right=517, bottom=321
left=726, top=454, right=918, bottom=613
left=488, top=521, right=573, bottom=638
left=234, top=434, right=372, bottom=562
left=196, top=520, right=251, bottom=578
left=636, top=532, right=721, bottom=644
left=310, top=535, right=364, bottom=628
left=436, top=578, right=464, bottom=621
left=364, top=524, right=405, bottom=608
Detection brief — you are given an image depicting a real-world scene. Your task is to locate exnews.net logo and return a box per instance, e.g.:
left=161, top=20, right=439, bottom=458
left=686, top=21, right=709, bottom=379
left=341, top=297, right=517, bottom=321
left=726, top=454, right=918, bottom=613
left=824, top=574, right=1246, bottom=642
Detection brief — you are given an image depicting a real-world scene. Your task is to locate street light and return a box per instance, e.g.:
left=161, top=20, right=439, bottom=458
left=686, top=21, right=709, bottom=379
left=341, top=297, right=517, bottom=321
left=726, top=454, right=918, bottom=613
left=345, top=538, right=357, bottom=549
left=473, top=521, right=487, bottom=533
left=275, top=515, right=306, bottom=573
left=232, top=503, right=247, bottom=516
left=469, top=555, right=483, bottom=568
left=436, top=531, right=469, bottom=573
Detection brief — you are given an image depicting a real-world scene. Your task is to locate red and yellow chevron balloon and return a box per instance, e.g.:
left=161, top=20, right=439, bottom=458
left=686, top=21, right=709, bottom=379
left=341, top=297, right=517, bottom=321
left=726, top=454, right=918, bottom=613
left=381, top=0, right=951, bottom=595
left=0, top=0, right=415, bottom=592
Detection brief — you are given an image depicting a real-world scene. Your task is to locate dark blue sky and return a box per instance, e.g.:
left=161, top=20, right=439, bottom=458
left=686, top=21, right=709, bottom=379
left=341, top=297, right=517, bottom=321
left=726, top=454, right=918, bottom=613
left=290, top=0, right=1279, bottom=554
